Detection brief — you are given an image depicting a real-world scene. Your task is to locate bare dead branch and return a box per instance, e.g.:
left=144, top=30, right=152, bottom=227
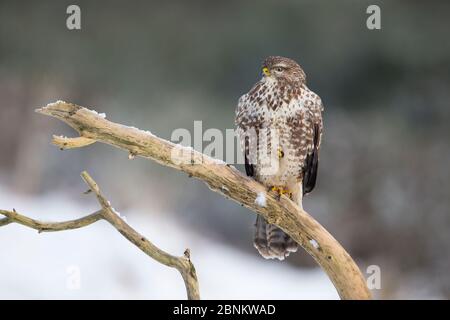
left=35, top=100, right=371, bottom=300
left=52, top=135, right=96, bottom=150
left=0, top=217, right=12, bottom=227
left=79, top=171, right=200, bottom=300
left=0, top=171, right=200, bottom=300
left=0, top=209, right=103, bottom=232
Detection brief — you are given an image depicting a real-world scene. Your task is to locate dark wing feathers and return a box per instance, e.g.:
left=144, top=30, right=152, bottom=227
left=245, top=156, right=255, bottom=177
left=244, top=136, right=255, bottom=177
left=302, top=123, right=320, bottom=195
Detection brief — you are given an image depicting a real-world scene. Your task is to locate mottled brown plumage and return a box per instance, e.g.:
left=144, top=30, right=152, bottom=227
left=235, top=56, right=324, bottom=260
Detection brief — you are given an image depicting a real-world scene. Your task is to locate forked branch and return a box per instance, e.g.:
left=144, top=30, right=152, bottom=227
left=33, top=100, right=371, bottom=299
left=0, top=171, right=199, bottom=300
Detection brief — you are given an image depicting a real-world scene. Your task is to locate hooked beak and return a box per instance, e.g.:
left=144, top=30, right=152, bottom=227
left=262, top=67, right=271, bottom=77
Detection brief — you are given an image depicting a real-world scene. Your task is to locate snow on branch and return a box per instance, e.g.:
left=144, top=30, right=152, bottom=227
left=33, top=100, right=371, bottom=300
left=0, top=171, right=200, bottom=300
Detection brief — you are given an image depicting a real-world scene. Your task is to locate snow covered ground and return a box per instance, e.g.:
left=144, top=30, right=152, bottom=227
left=0, top=185, right=337, bottom=300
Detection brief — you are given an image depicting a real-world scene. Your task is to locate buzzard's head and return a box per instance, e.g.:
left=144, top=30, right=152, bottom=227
left=261, top=56, right=306, bottom=86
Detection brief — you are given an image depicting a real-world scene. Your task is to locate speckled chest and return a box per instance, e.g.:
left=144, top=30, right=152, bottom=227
left=236, top=74, right=324, bottom=191
left=249, top=81, right=312, bottom=144
left=246, top=82, right=314, bottom=183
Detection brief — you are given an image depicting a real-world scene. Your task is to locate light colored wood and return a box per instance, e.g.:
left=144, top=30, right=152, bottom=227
left=52, top=135, right=96, bottom=149
left=80, top=171, right=200, bottom=300
left=0, top=171, right=200, bottom=300
left=34, top=100, right=371, bottom=300
left=0, top=209, right=103, bottom=232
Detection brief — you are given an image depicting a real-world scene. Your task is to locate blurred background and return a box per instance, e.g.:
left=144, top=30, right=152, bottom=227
left=1, top=0, right=449, bottom=299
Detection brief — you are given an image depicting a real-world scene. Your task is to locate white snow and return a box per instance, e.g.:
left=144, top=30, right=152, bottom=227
left=110, top=207, right=127, bottom=223
left=88, top=109, right=106, bottom=118
left=46, top=100, right=66, bottom=108
left=309, top=239, right=320, bottom=250
left=111, top=207, right=120, bottom=216
left=143, top=130, right=154, bottom=137
left=210, top=157, right=227, bottom=165
left=45, top=101, right=105, bottom=119
left=0, top=184, right=337, bottom=299
left=120, top=126, right=154, bottom=137
left=255, top=192, right=267, bottom=207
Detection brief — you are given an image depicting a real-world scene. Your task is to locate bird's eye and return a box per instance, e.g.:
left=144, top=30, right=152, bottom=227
left=275, top=67, right=283, bottom=72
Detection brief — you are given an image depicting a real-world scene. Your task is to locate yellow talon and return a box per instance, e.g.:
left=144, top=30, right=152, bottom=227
left=277, top=148, right=284, bottom=159
left=270, top=186, right=292, bottom=199
left=279, top=188, right=292, bottom=197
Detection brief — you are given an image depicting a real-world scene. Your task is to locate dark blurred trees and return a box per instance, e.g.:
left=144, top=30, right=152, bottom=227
left=0, top=0, right=449, bottom=298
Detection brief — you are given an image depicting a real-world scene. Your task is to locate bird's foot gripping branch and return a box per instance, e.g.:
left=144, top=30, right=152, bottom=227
left=1, top=100, right=371, bottom=299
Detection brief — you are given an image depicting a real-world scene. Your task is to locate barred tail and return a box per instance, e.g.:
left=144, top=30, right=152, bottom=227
left=253, top=215, right=298, bottom=260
